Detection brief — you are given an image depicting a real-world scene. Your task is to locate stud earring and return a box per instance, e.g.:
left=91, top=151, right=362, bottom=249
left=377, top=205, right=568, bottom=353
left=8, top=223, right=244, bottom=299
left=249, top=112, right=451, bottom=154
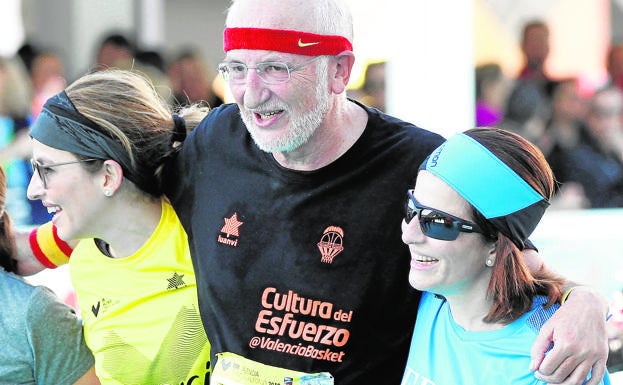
left=485, top=258, right=494, bottom=267
left=104, top=190, right=112, bottom=197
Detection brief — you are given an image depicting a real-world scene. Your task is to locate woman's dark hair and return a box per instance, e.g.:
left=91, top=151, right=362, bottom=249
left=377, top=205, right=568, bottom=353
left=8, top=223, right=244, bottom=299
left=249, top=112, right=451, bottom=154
left=465, top=128, right=565, bottom=324
left=0, top=167, right=17, bottom=273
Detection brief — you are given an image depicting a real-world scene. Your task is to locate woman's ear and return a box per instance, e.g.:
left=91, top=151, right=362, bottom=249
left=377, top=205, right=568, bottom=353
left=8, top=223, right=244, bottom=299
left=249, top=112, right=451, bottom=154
left=485, top=240, right=498, bottom=267
left=101, top=160, right=124, bottom=196
left=488, top=240, right=498, bottom=256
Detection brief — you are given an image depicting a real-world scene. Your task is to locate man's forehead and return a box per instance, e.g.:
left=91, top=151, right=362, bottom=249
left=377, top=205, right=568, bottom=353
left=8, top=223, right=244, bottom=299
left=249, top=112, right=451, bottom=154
left=227, top=0, right=315, bottom=26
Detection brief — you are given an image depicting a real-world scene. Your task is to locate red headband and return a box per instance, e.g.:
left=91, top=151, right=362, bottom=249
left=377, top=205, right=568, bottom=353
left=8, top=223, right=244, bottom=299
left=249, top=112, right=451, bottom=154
left=223, top=27, right=353, bottom=56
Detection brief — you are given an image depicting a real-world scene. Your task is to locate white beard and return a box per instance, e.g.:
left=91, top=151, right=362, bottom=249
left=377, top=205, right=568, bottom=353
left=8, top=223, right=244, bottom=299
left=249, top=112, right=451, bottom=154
left=241, top=65, right=331, bottom=153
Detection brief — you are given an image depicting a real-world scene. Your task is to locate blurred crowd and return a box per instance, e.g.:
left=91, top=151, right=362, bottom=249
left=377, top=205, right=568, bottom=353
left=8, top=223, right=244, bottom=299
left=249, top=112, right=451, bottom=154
left=353, top=21, right=623, bottom=211
left=0, top=32, right=226, bottom=228
left=475, top=20, right=623, bottom=211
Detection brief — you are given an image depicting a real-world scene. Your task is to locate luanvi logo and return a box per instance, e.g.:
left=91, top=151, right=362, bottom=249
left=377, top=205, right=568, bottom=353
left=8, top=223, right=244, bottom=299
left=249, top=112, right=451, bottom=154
left=218, top=212, right=244, bottom=247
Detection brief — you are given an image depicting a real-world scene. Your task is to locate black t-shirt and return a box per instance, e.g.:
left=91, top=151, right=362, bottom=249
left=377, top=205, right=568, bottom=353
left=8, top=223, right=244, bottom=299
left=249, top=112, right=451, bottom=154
left=165, top=101, right=444, bottom=385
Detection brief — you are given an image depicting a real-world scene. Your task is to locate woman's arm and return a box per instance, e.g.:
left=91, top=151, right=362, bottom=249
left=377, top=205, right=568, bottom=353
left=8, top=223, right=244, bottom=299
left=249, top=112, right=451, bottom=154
left=72, top=365, right=101, bottom=385
left=13, top=222, right=75, bottom=276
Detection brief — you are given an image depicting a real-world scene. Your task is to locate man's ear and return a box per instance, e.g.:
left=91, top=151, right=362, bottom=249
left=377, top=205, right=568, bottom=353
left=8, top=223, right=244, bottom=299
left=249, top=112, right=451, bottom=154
left=329, top=51, right=356, bottom=94
left=101, top=160, right=124, bottom=195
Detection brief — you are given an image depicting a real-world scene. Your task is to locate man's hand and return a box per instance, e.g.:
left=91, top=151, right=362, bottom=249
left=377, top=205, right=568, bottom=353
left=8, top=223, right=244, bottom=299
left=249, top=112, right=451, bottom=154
left=530, top=287, right=609, bottom=384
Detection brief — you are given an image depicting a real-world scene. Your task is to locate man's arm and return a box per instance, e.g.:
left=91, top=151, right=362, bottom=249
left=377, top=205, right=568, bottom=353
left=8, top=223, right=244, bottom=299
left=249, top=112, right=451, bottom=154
left=524, top=248, right=609, bottom=385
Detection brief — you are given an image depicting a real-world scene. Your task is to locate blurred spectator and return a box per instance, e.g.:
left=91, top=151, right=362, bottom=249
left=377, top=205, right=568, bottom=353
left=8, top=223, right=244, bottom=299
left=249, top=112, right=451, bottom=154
left=0, top=57, right=31, bottom=120
left=543, top=78, right=587, bottom=154
left=586, top=86, right=623, bottom=161
left=541, top=78, right=593, bottom=209
left=93, top=32, right=135, bottom=72
left=547, top=83, right=623, bottom=208
left=16, top=43, right=39, bottom=74
left=495, top=81, right=590, bottom=210
left=0, top=56, right=52, bottom=226
left=498, top=80, right=547, bottom=146
left=349, top=60, right=386, bottom=111
left=361, top=61, right=386, bottom=111
left=517, top=20, right=551, bottom=85
left=29, top=50, right=65, bottom=224
left=166, top=49, right=224, bottom=108
left=135, top=49, right=166, bottom=73
left=89, top=32, right=172, bottom=103
left=30, top=50, right=66, bottom=118
left=515, top=20, right=555, bottom=125
left=475, top=63, right=509, bottom=126
left=606, top=43, right=623, bottom=92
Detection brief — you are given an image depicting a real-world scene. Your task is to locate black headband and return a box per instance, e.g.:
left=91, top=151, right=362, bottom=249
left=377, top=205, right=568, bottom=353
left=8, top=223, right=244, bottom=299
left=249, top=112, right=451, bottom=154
left=29, top=91, right=160, bottom=196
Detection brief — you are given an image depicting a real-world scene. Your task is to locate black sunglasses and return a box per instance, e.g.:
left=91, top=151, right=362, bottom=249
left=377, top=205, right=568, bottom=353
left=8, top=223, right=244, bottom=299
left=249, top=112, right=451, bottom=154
left=405, top=189, right=485, bottom=241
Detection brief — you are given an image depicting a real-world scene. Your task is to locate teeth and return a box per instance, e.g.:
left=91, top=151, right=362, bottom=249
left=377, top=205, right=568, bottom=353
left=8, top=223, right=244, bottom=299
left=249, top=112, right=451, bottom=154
left=415, top=256, right=438, bottom=263
left=258, top=111, right=279, bottom=120
left=47, top=206, right=60, bottom=214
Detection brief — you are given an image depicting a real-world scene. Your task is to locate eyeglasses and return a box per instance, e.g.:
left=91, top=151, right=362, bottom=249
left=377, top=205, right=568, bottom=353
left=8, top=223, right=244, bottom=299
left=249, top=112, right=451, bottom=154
left=405, top=189, right=486, bottom=241
left=217, top=56, right=321, bottom=85
left=30, top=158, right=98, bottom=189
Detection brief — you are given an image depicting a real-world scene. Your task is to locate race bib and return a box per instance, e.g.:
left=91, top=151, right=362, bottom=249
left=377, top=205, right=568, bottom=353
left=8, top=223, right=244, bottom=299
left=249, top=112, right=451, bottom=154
left=212, top=352, right=334, bottom=385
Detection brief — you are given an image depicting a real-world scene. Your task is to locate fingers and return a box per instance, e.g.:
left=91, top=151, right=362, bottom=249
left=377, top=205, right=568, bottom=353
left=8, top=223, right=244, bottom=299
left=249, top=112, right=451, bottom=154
left=531, top=287, right=610, bottom=384
left=583, top=360, right=606, bottom=385
left=535, top=355, right=607, bottom=384
left=534, top=345, right=576, bottom=383
left=530, top=325, right=554, bottom=371
left=534, top=359, right=586, bottom=384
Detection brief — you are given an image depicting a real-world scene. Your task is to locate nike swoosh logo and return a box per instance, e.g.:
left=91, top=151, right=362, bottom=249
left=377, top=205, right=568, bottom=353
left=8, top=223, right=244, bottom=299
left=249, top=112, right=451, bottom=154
left=298, top=39, right=320, bottom=47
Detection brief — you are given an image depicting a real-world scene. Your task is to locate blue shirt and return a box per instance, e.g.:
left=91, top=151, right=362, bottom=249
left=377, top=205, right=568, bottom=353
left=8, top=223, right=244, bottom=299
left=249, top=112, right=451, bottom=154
left=401, top=292, right=611, bottom=385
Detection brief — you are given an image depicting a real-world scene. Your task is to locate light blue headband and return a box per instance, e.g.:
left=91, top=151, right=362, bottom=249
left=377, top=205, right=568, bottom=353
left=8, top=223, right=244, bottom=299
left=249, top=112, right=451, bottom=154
left=420, top=133, right=549, bottom=249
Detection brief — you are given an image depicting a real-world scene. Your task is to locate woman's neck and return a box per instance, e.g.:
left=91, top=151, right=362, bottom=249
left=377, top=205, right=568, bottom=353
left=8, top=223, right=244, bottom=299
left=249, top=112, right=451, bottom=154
left=100, top=197, right=162, bottom=258
left=438, top=274, right=503, bottom=331
left=444, top=294, right=501, bottom=331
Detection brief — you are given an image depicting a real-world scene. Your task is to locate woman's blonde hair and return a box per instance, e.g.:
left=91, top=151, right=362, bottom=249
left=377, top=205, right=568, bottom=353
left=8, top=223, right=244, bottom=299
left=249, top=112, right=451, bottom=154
left=65, top=69, right=210, bottom=197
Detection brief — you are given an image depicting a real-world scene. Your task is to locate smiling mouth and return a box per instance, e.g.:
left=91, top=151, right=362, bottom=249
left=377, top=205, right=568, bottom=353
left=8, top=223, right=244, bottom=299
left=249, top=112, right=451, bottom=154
left=414, top=256, right=439, bottom=264
left=47, top=206, right=60, bottom=214
left=257, top=110, right=282, bottom=120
